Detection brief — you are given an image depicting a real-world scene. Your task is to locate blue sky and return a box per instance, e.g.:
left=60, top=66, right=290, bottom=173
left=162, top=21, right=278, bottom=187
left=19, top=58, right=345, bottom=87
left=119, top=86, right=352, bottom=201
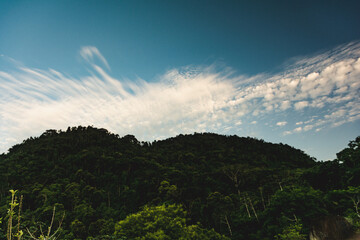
left=0, top=0, right=359, bottom=160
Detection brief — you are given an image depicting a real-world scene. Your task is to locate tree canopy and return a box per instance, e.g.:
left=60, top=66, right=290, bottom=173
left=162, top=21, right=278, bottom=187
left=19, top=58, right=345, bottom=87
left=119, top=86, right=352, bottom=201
left=0, top=126, right=358, bottom=239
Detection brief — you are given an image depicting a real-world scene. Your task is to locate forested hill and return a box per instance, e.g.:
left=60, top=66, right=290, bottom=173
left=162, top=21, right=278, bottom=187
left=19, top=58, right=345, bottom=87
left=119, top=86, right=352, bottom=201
left=152, top=133, right=315, bottom=168
left=0, top=126, right=358, bottom=239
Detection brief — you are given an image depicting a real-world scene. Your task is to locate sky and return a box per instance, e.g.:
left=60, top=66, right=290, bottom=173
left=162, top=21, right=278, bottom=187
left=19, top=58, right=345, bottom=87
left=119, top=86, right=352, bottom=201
left=0, top=0, right=359, bottom=161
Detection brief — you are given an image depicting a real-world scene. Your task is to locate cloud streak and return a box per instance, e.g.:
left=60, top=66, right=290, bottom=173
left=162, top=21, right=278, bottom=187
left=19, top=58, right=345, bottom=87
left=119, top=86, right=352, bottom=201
left=0, top=42, right=360, bottom=153
left=80, top=46, right=110, bottom=70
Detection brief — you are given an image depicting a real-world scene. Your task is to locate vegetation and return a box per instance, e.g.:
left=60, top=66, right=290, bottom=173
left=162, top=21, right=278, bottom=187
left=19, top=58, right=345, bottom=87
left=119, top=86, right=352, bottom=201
left=0, top=126, right=358, bottom=239
left=114, top=204, right=229, bottom=239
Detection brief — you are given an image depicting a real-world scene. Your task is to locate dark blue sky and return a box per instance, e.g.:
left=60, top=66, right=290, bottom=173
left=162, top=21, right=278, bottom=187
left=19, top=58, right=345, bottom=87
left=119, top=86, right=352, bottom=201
left=1, top=0, right=359, bottom=78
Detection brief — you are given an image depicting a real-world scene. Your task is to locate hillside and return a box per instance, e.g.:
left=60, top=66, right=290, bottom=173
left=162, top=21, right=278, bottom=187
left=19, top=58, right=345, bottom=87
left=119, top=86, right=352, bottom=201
left=0, top=126, right=358, bottom=239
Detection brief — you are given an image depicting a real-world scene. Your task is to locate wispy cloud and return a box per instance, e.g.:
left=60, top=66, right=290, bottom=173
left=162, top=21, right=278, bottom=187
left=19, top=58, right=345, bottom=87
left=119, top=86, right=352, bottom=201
left=80, top=46, right=110, bottom=70
left=0, top=42, right=360, bottom=152
left=276, top=121, right=287, bottom=126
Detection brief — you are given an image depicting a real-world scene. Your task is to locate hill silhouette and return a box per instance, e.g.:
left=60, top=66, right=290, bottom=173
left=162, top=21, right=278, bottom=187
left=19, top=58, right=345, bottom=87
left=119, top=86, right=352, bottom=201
left=0, top=126, right=358, bottom=239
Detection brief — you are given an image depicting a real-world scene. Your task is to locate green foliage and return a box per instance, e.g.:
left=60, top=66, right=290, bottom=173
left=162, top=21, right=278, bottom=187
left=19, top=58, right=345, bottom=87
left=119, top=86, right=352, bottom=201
left=6, top=190, right=23, bottom=240
left=114, top=204, right=229, bottom=240
left=261, top=185, right=328, bottom=238
left=158, top=181, right=179, bottom=202
left=88, top=218, right=114, bottom=236
left=70, top=219, right=86, bottom=239
left=0, top=127, right=358, bottom=239
left=337, top=136, right=360, bottom=168
left=114, top=204, right=186, bottom=239
left=337, top=136, right=360, bottom=186
left=330, top=186, right=360, bottom=225
left=275, top=222, right=306, bottom=240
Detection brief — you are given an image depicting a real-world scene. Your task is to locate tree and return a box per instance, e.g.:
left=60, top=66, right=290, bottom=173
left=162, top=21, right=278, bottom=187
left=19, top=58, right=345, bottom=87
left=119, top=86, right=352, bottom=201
left=158, top=181, right=179, bottom=202
left=337, top=136, right=360, bottom=168
left=262, top=186, right=329, bottom=238
left=26, top=206, right=64, bottom=240
left=206, top=192, right=234, bottom=236
left=337, top=136, right=360, bottom=186
left=114, top=204, right=229, bottom=240
left=275, top=222, right=306, bottom=240
left=330, top=186, right=360, bottom=227
left=70, top=219, right=86, bottom=239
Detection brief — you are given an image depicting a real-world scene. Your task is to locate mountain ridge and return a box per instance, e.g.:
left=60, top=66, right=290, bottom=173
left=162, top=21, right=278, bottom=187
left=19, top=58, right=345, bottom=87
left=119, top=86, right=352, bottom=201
left=0, top=126, right=358, bottom=239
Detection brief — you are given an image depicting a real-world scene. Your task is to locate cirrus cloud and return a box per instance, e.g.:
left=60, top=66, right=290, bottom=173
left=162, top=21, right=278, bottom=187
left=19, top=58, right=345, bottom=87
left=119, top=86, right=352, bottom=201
left=0, top=42, right=360, bottom=153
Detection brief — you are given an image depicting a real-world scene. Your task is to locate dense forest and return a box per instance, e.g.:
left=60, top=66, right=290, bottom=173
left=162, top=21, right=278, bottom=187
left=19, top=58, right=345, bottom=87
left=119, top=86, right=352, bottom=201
left=0, top=126, right=358, bottom=239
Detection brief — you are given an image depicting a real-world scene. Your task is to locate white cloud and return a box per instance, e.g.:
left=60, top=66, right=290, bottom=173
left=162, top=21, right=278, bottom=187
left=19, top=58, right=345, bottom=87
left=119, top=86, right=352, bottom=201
left=294, top=127, right=302, bottom=133
left=280, top=100, right=291, bottom=110
left=281, top=126, right=304, bottom=136
left=235, top=121, right=242, bottom=126
left=283, top=130, right=292, bottom=136
left=303, top=125, right=314, bottom=131
left=276, top=121, right=287, bottom=126
left=294, top=101, right=309, bottom=110
left=0, top=41, right=360, bottom=152
left=325, top=109, right=346, bottom=119
left=0, top=61, right=239, bottom=152
left=80, top=46, right=110, bottom=70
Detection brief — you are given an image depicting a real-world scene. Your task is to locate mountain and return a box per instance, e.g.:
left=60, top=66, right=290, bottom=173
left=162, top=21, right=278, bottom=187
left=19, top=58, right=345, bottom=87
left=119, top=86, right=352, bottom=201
left=0, top=126, right=358, bottom=239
